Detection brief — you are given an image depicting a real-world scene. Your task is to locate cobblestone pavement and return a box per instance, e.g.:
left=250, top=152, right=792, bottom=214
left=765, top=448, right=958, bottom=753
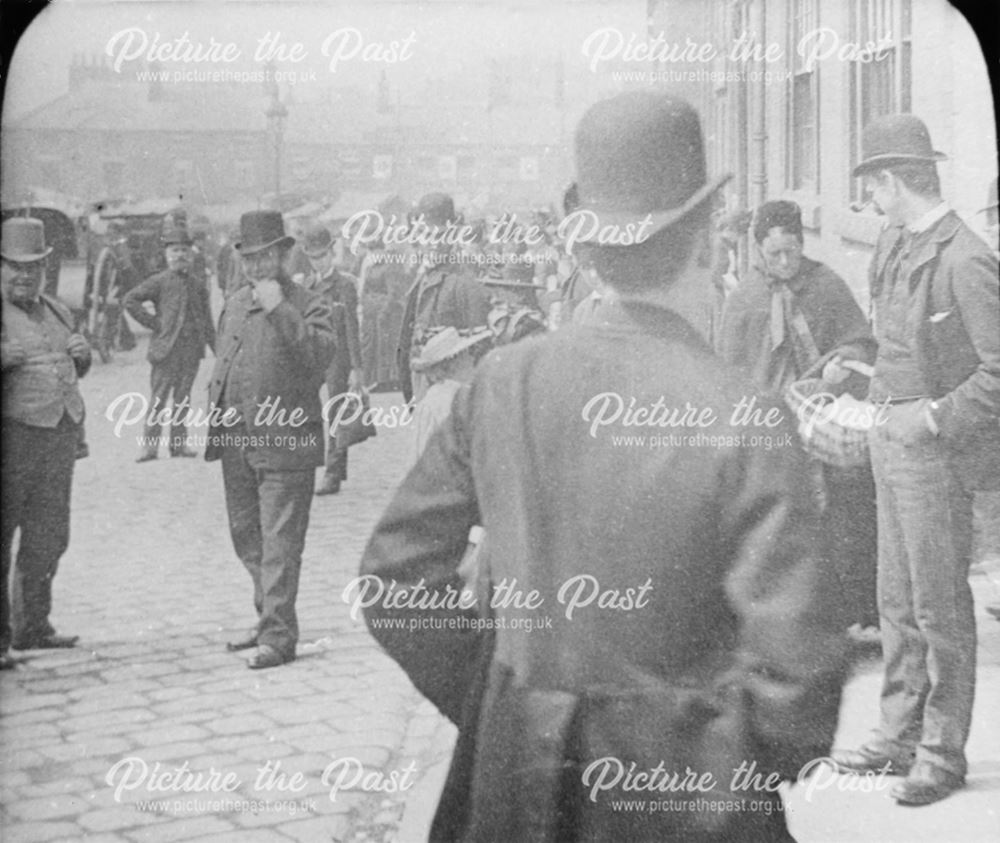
left=3, top=325, right=1000, bottom=843
left=0, top=330, right=450, bottom=843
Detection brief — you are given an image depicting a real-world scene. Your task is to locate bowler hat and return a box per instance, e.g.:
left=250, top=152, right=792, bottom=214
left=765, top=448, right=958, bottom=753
left=572, top=92, right=729, bottom=245
left=235, top=210, right=295, bottom=255
left=852, top=114, right=946, bottom=177
left=302, top=221, right=333, bottom=257
left=412, top=193, right=457, bottom=228
left=1, top=217, right=52, bottom=263
left=161, top=220, right=193, bottom=247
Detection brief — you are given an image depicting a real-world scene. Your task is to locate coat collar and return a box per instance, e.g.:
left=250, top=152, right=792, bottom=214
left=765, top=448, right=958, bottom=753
left=875, top=211, right=962, bottom=289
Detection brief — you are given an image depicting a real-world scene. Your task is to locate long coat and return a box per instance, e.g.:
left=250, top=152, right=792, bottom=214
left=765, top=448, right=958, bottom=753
left=205, top=280, right=336, bottom=470
left=717, top=256, right=880, bottom=629
left=123, top=268, right=216, bottom=364
left=869, top=211, right=1000, bottom=490
left=362, top=299, right=848, bottom=841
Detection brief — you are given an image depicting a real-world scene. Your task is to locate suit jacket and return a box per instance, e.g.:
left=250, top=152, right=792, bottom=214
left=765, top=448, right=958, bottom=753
left=205, top=279, right=336, bottom=470
left=123, top=268, right=215, bottom=364
left=396, top=262, right=492, bottom=402
left=362, top=299, right=848, bottom=841
left=869, top=210, right=1000, bottom=489
left=305, top=267, right=362, bottom=388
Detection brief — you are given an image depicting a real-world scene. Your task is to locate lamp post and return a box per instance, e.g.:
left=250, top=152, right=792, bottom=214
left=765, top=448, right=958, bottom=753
left=265, top=97, right=288, bottom=207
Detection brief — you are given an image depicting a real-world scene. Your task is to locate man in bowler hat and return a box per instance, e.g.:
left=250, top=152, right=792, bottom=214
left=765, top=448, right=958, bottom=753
left=361, top=92, right=847, bottom=841
left=206, top=211, right=336, bottom=669
left=832, top=114, right=1000, bottom=805
left=301, top=221, right=364, bottom=496
left=1, top=218, right=90, bottom=666
left=396, top=192, right=491, bottom=403
left=124, top=221, right=216, bottom=460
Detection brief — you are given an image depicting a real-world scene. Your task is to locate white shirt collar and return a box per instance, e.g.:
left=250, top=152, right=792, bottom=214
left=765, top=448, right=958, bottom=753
left=907, top=201, right=949, bottom=234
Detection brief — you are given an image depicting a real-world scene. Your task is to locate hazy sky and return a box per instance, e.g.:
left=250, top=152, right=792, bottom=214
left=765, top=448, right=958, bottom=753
left=5, top=0, right=647, bottom=118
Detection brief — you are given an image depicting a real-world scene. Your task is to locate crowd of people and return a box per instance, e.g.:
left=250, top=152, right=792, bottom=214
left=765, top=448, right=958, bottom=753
left=2, top=88, right=998, bottom=838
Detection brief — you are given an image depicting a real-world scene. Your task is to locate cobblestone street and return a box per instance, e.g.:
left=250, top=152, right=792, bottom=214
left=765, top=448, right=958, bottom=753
left=0, top=326, right=451, bottom=843
left=2, top=324, right=1000, bottom=843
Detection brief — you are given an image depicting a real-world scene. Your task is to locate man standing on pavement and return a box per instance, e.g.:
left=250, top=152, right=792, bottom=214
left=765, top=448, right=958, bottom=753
left=301, top=221, right=364, bottom=496
left=123, top=221, right=215, bottom=461
left=1, top=218, right=91, bottom=667
left=832, top=114, right=1000, bottom=806
left=362, top=92, right=848, bottom=841
left=396, top=193, right=492, bottom=403
left=206, top=211, right=336, bottom=670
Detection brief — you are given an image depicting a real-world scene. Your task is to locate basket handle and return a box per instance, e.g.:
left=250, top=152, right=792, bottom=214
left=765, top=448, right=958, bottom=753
left=800, top=348, right=873, bottom=380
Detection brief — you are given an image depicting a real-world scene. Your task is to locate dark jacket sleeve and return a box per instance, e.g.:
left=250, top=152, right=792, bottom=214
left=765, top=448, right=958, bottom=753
left=265, top=290, right=337, bottom=380
left=360, top=381, right=484, bottom=723
left=930, top=238, right=1000, bottom=440
left=197, top=281, right=216, bottom=354
left=122, top=274, right=161, bottom=332
left=718, top=411, right=849, bottom=778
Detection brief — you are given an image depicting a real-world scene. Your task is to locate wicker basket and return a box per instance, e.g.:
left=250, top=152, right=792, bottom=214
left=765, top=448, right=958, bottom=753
left=784, top=359, right=874, bottom=468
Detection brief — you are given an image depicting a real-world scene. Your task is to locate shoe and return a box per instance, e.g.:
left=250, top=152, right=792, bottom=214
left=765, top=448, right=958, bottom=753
left=891, top=762, right=965, bottom=806
left=225, top=633, right=258, bottom=652
left=170, top=448, right=198, bottom=458
left=12, top=633, right=79, bottom=650
left=247, top=644, right=293, bottom=670
left=315, top=476, right=341, bottom=496
left=0, top=652, right=17, bottom=670
left=829, top=744, right=913, bottom=776
left=136, top=452, right=158, bottom=463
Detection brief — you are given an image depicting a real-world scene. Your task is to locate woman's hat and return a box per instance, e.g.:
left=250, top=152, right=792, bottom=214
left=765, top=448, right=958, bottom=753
left=852, top=114, right=947, bottom=177
left=572, top=91, right=730, bottom=246
left=411, top=326, right=492, bottom=373
left=236, top=210, right=295, bottom=255
left=1, top=217, right=52, bottom=262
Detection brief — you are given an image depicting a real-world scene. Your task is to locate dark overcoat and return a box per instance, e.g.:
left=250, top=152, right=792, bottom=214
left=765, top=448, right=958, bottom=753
left=362, top=299, right=848, bottom=841
left=205, top=280, right=336, bottom=470
left=123, top=268, right=215, bottom=364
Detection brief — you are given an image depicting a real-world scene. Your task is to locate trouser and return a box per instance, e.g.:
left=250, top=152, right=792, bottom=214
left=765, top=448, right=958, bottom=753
left=221, top=446, right=315, bottom=657
left=869, top=423, right=976, bottom=778
left=1, top=416, right=79, bottom=650
left=323, top=371, right=351, bottom=482
left=143, top=351, right=200, bottom=454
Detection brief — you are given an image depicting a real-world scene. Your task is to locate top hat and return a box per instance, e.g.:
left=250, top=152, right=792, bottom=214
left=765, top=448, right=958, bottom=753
left=411, top=326, right=493, bottom=373
left=412, top=193, right=458, bottom=228
left=572, top=92, right=729, bottom=246
left=161, top=220, right=194, bottom=247
left=852, top=114, right=947, bottom=177
left=302, top=221, right=333, bottom=257
left=235, top=210, right=295, bottom=255
left=484, top=245, right=545, bottom=289
left=1, top=217, right=52, bottom=263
